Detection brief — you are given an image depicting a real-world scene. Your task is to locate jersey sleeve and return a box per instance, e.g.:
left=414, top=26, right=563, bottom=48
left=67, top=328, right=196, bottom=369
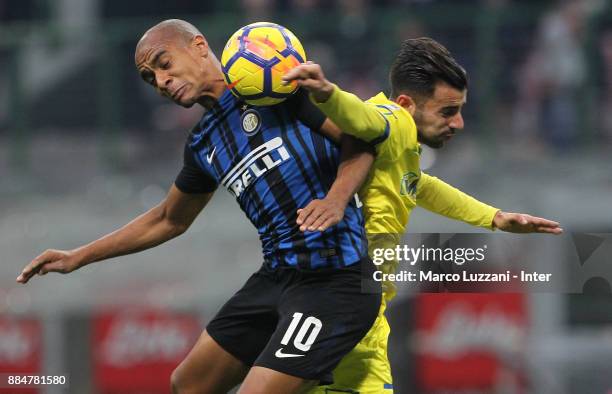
left=286, top=88, right=326, bottom=132
left=416, top=172, right=499, bottom=230
left=174, top=143, right=218, bottom=194
left=314, top=85, right=389, bottom=144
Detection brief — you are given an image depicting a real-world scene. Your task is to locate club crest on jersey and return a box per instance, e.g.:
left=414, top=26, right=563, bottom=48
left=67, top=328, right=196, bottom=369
left=400, top=171, right=420, bottom=198
left=222, top=137, right=291, bottom=198
left=241, top=109, right=262, bottom=136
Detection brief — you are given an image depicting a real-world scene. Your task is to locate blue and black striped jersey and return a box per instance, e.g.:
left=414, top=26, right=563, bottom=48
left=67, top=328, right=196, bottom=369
left=175, top=89, right=366, bottom=269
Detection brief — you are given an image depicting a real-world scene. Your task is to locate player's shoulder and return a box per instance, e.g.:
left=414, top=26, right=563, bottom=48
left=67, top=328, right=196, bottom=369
left=366, top=93, right=414, bottom=128
left=366, top=92, right=400, bottom=109
left=364, top=93, right=399, bottom=114
left=367, top=91, right=407, bottom=112
left=280, top=87, right=311, bottom=112
left=366, top=93, right=418, bottom=158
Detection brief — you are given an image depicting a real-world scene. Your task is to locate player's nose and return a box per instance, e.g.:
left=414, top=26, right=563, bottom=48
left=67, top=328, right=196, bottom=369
left=448, top=113, right=464, bottom=130
left=155, top=71, right=172, bottom=90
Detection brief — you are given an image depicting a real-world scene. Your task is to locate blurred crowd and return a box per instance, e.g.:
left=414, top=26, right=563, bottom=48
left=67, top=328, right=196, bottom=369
left=512, top=0, right=612, bottom=149
left=1, top=4, right=611, bottom=392
left=0, top=0, right=611, bottom=154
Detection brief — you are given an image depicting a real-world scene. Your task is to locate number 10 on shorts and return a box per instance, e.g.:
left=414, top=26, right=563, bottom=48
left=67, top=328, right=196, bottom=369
left=281, top=312, right=322, bottom=352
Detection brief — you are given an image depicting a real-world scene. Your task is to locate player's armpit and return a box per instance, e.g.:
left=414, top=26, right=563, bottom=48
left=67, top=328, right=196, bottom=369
left=165, top=184, right=214, bottom=232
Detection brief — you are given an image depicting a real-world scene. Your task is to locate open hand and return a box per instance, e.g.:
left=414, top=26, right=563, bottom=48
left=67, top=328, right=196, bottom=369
left=17, top=249, right=81, bottom=284
left=282, top=61, right=335, bottom=103
left=296, top=198, right=346, bottom=232
left=492, top=211, right=563, bottom=234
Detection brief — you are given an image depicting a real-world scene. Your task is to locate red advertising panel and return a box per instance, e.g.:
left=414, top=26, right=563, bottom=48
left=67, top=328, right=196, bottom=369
left=0, top=316, right=42, bottom=394
left=415, top=294, right=527, bottom=392
left=92, top=309, right=201, bottom=394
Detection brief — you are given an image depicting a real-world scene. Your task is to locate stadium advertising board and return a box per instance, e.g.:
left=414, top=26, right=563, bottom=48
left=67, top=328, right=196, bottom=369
left=92, top=309, right=200, bottom=393
left=414, top=294, right=527, bottom=392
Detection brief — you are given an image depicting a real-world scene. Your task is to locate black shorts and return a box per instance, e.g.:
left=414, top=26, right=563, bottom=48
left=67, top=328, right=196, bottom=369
left=206, top=257, right=382, bottom=385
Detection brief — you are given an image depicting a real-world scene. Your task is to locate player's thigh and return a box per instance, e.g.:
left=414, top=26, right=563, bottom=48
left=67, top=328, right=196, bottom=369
left=206, top=264, right=280, bottom=366
left=254, top=258, right=382, bottom=385
left=310, top=301, right=393, bottom=394
left=237, top=366, right=317, bottom=394
left=171, top=329, right=248, bottom=394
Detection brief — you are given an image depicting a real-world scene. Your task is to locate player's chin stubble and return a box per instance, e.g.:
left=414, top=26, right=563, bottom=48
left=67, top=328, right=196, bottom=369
left=417, top=131, right=444, bottom=149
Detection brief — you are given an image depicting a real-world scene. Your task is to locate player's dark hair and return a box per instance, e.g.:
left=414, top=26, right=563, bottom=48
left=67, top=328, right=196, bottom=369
left=389, top=37, right=467, bottom=100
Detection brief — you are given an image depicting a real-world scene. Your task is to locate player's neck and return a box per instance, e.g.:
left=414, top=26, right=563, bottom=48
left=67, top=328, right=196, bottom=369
left=197, top=79, right=226, bottom=109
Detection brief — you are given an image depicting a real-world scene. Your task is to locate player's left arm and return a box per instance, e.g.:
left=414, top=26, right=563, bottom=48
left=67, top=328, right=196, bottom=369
left=297, top=135, right=374, bottom=232
left=283, top=62, right=389, bottom=143
left=417, top=172, right=563, bottom=234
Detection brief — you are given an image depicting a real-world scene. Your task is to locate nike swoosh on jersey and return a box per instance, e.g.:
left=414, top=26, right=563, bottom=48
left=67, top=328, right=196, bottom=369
left=274, top=348, right=305, bottom=358
left=206, top=146, right=216, bottom=164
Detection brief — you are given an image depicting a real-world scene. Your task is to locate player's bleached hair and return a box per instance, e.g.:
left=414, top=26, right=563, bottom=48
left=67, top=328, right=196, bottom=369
left=389, top=37, right=468, bottom=101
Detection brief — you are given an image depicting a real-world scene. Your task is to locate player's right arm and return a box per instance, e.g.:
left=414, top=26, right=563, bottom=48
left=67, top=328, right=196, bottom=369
left=18, top=141, right=218, bottom=284
left=16, top=186, right=213, bottom=284
left=417, top=172, right=562, bottom=234
left=297, top=134, right=374, bottom=231
left=286, top=85, right=375, bottom=232
left=283, top=62, right=389, bottom=143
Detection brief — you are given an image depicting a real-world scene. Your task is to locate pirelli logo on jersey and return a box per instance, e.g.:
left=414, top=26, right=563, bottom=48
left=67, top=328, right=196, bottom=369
left=222, top=137, right=291, bottom=198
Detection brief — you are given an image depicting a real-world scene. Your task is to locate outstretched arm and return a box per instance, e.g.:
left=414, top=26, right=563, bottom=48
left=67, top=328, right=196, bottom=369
left=491, top=211, right=562, bottom=234
left=297, top=134, right=374, bottom=232
left=17, top=185, right=214, bottom=283
left=283, top=62, right=388, bottom=143
left=417, top=173, right=562, bottom=234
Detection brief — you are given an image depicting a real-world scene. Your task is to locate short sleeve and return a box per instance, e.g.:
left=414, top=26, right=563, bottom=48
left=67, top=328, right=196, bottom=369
left=286, top=88, right=326, bottom=131
left=174, top=143, right=218, bottom=194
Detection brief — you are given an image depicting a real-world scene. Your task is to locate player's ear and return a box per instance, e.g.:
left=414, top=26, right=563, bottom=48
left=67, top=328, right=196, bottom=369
left=395, top=94, right=417, bottom=116
left=193, top=35, right=209, bottom=58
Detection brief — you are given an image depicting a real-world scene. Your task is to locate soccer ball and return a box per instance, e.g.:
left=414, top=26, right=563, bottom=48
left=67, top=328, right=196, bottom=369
left=221, top=22, right=306, bottom=106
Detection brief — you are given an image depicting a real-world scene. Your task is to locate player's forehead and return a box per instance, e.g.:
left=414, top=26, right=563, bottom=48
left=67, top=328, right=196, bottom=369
left=135, top=39, right=175, bottom=67
left=427, top=82, right=467, bottom=108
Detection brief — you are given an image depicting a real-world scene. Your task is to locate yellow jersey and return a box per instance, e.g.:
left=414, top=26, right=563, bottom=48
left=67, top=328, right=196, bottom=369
left=316, top=86, right=499, bottom=301
left=316, top=86, right=499, bottom=236
left=309, top=86, right=500, bottom=393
